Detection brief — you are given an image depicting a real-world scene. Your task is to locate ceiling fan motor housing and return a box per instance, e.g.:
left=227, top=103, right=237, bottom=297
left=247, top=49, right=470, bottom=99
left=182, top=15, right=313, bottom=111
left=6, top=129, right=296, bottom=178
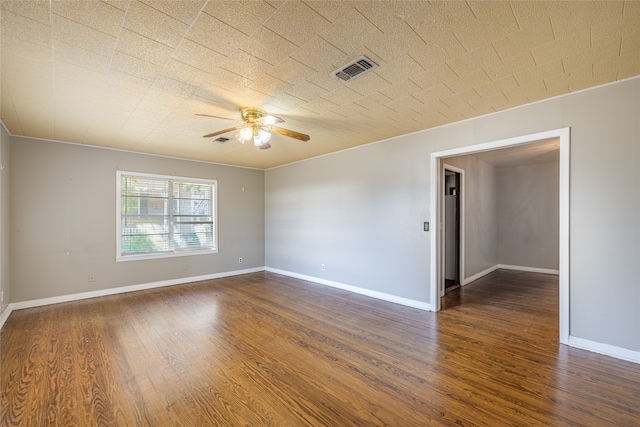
left=240, top=107, right=267, bottom=123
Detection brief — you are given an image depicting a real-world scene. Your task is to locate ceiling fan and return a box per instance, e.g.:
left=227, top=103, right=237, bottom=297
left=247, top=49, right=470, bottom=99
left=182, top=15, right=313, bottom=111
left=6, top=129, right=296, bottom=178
left=197, top=107, right=310, bottom=150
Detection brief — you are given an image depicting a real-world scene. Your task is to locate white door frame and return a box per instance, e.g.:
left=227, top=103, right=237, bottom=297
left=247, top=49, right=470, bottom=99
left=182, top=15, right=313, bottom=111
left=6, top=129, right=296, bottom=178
left=430, top=127, right=570, bottom=345
left=441, top=164, right=465, bottom=298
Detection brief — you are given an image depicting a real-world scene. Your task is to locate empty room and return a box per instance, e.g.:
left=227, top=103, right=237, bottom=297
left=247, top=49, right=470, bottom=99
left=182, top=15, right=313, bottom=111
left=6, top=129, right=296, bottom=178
left=1, top=1, right=639, bottom=425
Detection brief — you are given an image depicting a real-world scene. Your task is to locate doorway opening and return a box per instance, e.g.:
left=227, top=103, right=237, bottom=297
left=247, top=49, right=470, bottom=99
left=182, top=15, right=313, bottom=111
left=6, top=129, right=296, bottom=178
left=443, top=166, right=463, bottom=295
left=430, top=128, right=570, bottom=345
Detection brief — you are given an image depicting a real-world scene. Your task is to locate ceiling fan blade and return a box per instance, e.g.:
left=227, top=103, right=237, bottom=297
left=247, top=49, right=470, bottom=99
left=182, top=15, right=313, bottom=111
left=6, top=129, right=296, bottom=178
left=196, top=113, right=237, bottom=121
left=259, top=142, right=271, bottom=150
left=202, top=126, right=244, bottom=138
left=269, top=126, right=310, bottom=142
left=256, top=115, right=284, bottom=125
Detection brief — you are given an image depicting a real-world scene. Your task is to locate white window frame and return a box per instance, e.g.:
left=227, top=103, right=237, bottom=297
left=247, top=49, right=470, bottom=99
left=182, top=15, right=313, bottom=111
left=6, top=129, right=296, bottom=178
left=116, top=171, right=218, bottom=262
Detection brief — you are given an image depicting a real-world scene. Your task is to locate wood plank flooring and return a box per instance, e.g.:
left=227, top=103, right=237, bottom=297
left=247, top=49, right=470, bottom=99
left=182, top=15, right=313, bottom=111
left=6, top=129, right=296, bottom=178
left=2, top=270, right=640, bottom=426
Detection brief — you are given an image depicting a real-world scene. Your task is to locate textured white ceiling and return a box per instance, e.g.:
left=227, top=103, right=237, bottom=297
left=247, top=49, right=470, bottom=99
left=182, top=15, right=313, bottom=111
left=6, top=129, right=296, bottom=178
left=472, top=138, right=560, bottom=168
left=1, top=1, right=639, bottom=169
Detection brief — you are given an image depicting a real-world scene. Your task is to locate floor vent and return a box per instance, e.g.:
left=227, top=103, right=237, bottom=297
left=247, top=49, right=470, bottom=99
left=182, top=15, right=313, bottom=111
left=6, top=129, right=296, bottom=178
left=331, top=56, right=378, bottom=82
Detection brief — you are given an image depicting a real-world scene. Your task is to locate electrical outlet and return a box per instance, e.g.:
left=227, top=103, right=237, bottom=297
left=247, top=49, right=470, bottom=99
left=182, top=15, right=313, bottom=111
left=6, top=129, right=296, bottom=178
left=88, top=275, right=95, bottom=282
left=239, top=257, right=243, bottom=264
left=321, top=264, right=326, bottom=271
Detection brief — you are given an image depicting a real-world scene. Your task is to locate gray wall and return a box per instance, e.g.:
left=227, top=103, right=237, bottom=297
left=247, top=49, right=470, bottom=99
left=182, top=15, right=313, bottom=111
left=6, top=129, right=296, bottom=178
left=444, top=157, right=560, bottom=277
left=265, top=139, right=433, bottom=302
left=10, top=137, right=265, bottom=302
left=1, top=125, right=10, bottom=315
left=265, top=77, right=640, bottom=352
left=498, top=162, right=560, bottom=270
left=443, top=155, right=498, bottom=279
left=564, top=80, right=639, bottom=350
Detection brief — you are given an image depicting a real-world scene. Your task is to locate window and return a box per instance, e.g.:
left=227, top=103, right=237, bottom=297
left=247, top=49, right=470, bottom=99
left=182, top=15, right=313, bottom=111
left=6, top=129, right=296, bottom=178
left=117, top=171, right=217, bottom=261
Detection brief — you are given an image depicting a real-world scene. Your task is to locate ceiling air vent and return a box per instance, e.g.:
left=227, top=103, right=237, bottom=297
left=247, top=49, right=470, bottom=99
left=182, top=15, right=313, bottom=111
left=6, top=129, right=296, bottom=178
left=214, top=137, right=230, bottom=143
left=331, top=56, right=378, bottom=82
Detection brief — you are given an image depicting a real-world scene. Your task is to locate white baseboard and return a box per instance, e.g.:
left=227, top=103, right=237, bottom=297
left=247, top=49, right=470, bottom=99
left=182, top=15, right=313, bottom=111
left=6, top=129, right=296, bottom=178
left=569, top=336, right=640, bottom=364
left=462, top=265, right=499, bottom=285
left=498, top=264, right=560, bottom=275
left=0, top=267, right=265, bottom=329
left=266, top=267, right=432, bottom=311
left=0, top=304, right=13, bottom=329
left=4, top=266, right=637, bottom=366
left=463, top=264, right=559, bottom=286
left=463, top=265, right=637, bottom=365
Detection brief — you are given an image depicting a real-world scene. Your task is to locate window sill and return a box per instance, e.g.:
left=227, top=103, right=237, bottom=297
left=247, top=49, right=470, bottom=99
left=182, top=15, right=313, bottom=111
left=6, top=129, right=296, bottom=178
left=116, top=248, right=218, bottom=262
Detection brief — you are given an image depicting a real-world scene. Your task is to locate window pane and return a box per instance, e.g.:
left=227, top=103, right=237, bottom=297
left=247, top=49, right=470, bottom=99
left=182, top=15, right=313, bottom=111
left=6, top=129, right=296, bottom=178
left=119, top=172, right=216, bottom=258
left=122, top=235, right=170, bottom=254
left=122, top=196, right=168, bottom=216
left=172, top=181, right=211, bottom=199
left=172, top=199, right=212, bottom=216
left=122, top=177, right=168, bottom=197
left=173, top=215, right=213, bottom=223
left=122, top=217, right=169, bottom=233
left=172, top=223, right=213, bottom=249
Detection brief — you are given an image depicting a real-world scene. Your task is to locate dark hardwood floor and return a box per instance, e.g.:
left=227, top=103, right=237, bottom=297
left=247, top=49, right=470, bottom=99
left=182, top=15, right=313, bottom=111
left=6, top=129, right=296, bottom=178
left=2, top=270, right=639, bottom=426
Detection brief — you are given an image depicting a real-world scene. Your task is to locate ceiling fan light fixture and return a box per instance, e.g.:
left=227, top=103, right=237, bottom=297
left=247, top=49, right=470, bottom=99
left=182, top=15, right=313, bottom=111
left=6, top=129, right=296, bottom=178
left=254, top=129, right=271, bottom=146
left=239, top=127, right=253, bottom=141
left=200, top=106, right=309, bottom=150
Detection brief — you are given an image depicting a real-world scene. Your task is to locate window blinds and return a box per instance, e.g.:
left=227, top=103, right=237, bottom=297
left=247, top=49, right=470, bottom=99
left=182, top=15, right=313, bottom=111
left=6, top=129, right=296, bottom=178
left=120, top=174, right=215, bottom=256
